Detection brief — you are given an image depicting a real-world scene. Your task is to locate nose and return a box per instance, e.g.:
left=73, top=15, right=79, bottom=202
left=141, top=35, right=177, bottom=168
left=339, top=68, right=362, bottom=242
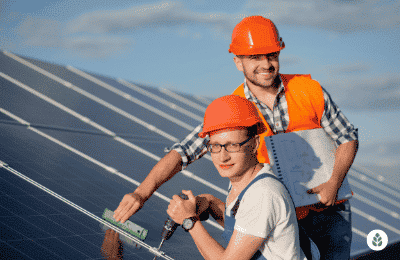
left=259, top=55, right=272, bottom=66
left=219, top=147, right=231, bottom=162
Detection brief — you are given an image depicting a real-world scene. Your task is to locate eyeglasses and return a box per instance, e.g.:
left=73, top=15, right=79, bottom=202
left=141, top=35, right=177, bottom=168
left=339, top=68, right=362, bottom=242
left=206, top=136, right=253, bottom=153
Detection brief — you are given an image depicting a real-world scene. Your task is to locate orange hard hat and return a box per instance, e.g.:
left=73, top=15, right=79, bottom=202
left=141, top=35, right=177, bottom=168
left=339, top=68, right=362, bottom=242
left=229, top=16, right=285, bottom=55
left=198, top=95, right=267, bottom=138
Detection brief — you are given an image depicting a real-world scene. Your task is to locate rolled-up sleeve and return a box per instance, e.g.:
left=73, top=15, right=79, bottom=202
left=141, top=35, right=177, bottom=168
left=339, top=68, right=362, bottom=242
left=167, top=123, right=209, bottom=169
left=320, top=87, right=358, bottom=146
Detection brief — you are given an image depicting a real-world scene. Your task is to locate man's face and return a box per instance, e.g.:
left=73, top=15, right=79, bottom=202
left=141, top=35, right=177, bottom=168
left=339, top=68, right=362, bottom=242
left=233, top=52, right=280, bottom=89
left=209, top=129, right=258, bottom=180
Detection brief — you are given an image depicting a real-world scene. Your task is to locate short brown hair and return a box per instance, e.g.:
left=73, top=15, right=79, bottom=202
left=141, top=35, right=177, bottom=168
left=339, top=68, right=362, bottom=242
left=247, top=124, right=259, bottom=138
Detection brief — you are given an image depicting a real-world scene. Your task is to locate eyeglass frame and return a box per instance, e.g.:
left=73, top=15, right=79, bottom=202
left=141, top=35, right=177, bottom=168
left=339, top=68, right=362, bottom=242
left=206, top=136, right=254, bottom=153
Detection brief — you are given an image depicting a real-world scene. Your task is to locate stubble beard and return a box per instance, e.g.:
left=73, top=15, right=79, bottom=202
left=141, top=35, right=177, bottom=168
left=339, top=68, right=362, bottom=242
left=245, top=68, right=279, bottom=90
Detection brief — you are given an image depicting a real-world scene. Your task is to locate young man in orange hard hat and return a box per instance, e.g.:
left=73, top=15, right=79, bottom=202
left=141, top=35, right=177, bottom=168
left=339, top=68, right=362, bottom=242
left=167, top=95, right=305, bottom=259
left=114, top=16, right=358, bottom=260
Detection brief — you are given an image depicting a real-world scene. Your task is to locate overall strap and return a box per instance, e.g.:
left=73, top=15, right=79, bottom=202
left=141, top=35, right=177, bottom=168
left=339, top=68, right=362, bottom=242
left=231, top=173, right=281, bottom=217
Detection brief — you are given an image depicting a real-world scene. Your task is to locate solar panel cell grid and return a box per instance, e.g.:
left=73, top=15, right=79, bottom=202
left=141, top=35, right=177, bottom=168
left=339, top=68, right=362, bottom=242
left=128, top=81, right=207, bottom=116
left=87, top=73, right=204, bottom=125
left=1, top=241, right=37, bottom=260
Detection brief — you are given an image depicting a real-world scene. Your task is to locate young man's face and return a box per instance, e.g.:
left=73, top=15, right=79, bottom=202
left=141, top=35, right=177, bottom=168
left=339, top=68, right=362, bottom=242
left=233, top=52, right=280, bottom=89
left=209, top=129, right=258, bottom=180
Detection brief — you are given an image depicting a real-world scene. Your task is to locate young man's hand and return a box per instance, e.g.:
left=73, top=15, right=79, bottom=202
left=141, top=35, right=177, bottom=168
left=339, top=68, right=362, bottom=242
left=167, top=190, right=197, bottom=225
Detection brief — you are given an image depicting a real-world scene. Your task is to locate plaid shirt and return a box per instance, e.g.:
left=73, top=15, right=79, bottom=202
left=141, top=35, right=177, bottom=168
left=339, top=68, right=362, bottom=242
left=170, top=76, right=358, bottom=169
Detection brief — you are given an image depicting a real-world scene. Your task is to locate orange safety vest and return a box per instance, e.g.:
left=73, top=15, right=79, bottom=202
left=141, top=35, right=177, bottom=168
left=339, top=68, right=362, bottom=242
left=232, top=74, right=347, bottom=219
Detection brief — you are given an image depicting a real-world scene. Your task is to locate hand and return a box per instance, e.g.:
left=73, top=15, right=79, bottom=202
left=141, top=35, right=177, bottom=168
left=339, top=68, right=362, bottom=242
left=167, top=190, right=197, bottom=225
left=101, top=229, right=123, bottom=260
left=113, top=192, right=144, bottom=223
left=307, top=179, right=340, bottom=208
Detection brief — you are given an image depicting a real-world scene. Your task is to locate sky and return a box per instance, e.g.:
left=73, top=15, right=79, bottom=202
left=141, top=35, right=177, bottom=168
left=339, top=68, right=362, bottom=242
left=1, top=0, right=399, bottom=182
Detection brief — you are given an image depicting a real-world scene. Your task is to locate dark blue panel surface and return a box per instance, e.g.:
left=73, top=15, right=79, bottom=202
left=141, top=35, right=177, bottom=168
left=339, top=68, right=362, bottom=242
left=0, top=221, right=26, bottom=241
left=6, top=240, right=63, bottom=260
left=0, top=216, right=51, bottom=239
left=89, top=73, right=203, bottom=126
left=132, top=81, right=207, bottom=117
left=0, top=241, right=35, bottom=260
left=34, top=237, right=91, bottom=259
left=11, top=195, right=61, bottom=215
left=1, top=53, right=193, bottom=140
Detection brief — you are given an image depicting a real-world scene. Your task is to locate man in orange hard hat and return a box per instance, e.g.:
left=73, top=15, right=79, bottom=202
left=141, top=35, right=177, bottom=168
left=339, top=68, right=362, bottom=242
left=114, top=16, right=358, bottom=260
left=167, top=95, right=305, bottom=259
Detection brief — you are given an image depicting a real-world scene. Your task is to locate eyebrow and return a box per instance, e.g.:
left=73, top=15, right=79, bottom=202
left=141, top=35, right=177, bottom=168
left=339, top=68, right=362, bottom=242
left=208, top=141, right=236, bottom=145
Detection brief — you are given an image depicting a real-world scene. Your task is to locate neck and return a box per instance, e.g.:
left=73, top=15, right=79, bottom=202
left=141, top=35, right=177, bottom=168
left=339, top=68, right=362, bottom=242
left=230, top=162, right=262, bottom=192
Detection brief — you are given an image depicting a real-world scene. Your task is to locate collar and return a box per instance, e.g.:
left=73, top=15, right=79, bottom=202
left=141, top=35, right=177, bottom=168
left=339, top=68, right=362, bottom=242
left=243, top=75, right=285, bottom=104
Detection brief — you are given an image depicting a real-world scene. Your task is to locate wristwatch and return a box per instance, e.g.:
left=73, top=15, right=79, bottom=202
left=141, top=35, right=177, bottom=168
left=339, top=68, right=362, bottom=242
left=182, top=216, right=200, bottom=232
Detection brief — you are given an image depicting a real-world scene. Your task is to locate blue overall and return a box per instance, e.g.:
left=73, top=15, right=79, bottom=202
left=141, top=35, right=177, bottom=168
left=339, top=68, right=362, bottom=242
left=221, top=173, right=282, bottom=260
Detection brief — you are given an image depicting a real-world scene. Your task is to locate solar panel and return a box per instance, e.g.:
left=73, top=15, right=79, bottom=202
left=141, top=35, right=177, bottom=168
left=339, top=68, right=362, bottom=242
left=1, top=50, right=399, bottom=259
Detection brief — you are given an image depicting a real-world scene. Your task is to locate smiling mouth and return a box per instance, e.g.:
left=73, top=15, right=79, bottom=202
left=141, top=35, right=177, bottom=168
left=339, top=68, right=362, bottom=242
left=258, top=71, right=274, bottom=75
left=220, top=164, right=234, bottom=169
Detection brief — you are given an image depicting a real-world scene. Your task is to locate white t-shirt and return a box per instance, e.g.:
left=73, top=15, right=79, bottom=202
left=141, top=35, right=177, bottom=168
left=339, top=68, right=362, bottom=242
left=226, top=164, right=304, bottom=259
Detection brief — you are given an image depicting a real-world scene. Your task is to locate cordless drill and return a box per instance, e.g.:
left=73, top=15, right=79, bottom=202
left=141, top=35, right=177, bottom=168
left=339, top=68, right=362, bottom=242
left=153, top=193, right=210, bottom=259
left=153, top=193, right=188, bottom=260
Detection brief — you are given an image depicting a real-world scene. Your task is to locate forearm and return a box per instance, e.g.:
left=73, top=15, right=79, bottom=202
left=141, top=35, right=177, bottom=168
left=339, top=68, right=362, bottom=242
left=134, top=150, right=182, bottom=201
left=330, top=140, right=359, bottom=187
left=189, top=221, right=225, bottom=260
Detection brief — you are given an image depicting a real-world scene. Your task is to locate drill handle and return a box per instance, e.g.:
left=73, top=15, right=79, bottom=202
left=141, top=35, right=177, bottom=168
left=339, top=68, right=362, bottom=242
left=161, top=192, right=189, bottom=240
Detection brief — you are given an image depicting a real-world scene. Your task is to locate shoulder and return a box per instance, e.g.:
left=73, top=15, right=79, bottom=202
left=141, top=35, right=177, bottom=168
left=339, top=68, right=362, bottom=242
left=242, top=166, right=292, bottom=208
left=281, top=74, right=321, bottom=90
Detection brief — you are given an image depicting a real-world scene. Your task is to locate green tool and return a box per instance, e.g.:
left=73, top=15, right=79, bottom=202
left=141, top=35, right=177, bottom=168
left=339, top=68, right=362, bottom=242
left=102, top=208, right=148, bottom=240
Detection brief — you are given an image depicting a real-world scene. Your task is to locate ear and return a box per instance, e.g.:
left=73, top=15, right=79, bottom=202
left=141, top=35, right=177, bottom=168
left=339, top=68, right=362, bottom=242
left=233, top=56, right=244, bottom=72
left=253, top=135, right=260, bottom=153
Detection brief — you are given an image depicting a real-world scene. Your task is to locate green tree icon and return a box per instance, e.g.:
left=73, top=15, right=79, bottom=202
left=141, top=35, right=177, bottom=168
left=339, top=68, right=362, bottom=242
left=372, top=233, right=382, bottom=247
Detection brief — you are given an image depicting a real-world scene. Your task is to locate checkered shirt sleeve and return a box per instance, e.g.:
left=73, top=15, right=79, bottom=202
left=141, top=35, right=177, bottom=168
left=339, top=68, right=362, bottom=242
left=321, top=87, right=358, bottom=146
left=168, top=123, right=209, bottom=169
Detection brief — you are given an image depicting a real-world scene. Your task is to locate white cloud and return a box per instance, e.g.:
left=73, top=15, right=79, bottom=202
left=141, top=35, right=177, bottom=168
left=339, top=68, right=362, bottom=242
left=16, top=16, right=63, bottom=47
left=242, top=0, right=400, bottom=33
left=65, top=35, right=133, bottom=58
left=7, top=0, right=400, bottom=58
left=324, top=73, right=400, bottom=111
left=9, top=1, right=236, bottom=58
left=325, top=61, right=371, bottom=74
left=66, top=1, right=236, bottom=36
left=12, top=15, right=133, bottom=58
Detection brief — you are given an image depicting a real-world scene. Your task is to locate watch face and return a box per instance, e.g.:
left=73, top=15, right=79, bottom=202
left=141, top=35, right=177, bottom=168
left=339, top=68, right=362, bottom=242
left=183, top=219, right=193, bottom=230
